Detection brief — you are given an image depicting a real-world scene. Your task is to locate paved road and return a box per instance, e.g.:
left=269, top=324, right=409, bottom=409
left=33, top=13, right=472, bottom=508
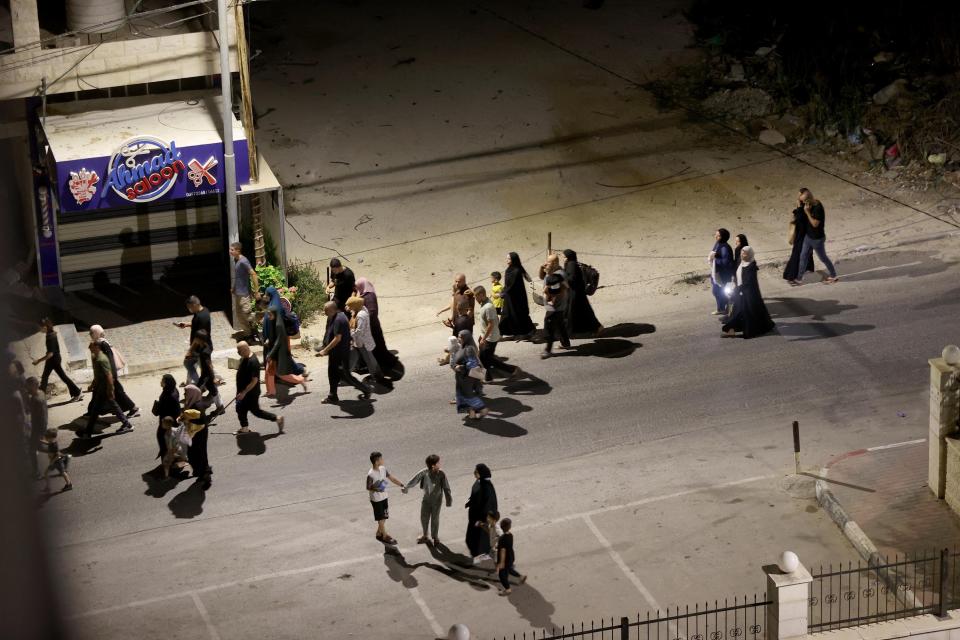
left=41, top=242, right=960, bottom=639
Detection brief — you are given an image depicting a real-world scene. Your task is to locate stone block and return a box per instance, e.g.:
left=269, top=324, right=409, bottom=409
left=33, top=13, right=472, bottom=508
left=777, top=617, right=808, bottom=638
left=778, top=599, right=808, bottom=620
left=123, top=37, right=160, bottom=56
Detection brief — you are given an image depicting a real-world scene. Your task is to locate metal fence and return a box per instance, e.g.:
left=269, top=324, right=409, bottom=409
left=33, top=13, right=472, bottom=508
left=496, top=595, right=770, bottom=640
left=808, top=548, right=960, bottom=632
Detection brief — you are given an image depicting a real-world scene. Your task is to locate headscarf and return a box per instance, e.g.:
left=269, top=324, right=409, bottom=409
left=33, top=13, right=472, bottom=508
left=507, top=252, right=530, bottom=282
left=734, top=234, right=749, bottom=265
left=457, top=329, right=476, bottom=350
left=562, top=249, right=578, bottom=263
left=355, top=278, right=375, bottom=296
left=345, top=296, right=365, bottom=313
left=475, top=463, right=492, bottom=479
left=89, top=324, right=105, bottom=342
left=264, top=286, right=282, bottom=311
left=183, top=384, right=203, bottom=410
left=161, top=374, right=177, bottom=396
left=736, top=246, right=755, bottom=286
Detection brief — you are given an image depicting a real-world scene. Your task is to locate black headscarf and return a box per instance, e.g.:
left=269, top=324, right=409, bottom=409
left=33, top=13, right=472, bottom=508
left=508, top=252, right=529, bottom=281
left=475, top=463, right=492, bottom=479
left=562, top=249, right=578, bottom=262
left=717, top=228, right=730, bottom=243
left=734, top=234, right=749, bottom=266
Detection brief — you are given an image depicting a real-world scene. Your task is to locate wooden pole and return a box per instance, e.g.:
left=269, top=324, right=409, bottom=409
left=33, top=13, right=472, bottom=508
left=547, top=232, right=552, bottom=256
left=234, top=2, right=265, bottom=265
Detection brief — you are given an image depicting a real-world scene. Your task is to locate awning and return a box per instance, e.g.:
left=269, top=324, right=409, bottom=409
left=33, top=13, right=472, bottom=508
left=42, top=95, right=250, bottom=212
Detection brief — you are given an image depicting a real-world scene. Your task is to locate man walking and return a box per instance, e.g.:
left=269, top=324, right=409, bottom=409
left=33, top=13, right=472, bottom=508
left=80, top=342, right=133, bottom=438
left=315, top=301, right=369, bottom=404
left=326, top=258, right=356, bottom=311
left=367, top=451, right=404, bottom=544
left=229, top=242, right=260, bottom=341
left=234, top=341, right=284, bottom=435
left=790, top=188, right=839, bottom=285
left=473, top=286, right=520, bottom=382
left=403, top=453, right=453, bottom=545
left=177, top=296, right=212, bottom=384
left=89, top=325, right=139, bottom=418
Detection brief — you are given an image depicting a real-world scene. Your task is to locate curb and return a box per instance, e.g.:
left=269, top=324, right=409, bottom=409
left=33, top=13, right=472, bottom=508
left=814, top=465, right=882, bottom=563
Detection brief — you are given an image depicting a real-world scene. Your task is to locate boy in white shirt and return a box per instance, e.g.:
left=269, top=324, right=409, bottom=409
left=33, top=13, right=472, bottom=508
left=366, top=451, right=404, bottom=544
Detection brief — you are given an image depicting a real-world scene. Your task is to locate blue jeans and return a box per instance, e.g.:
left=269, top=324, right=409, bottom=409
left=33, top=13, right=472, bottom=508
left=183, top=355, right=200, bottom=384
left=796, top=236, right=836, bottom=280
left=711, top=279, right=728, bottom=312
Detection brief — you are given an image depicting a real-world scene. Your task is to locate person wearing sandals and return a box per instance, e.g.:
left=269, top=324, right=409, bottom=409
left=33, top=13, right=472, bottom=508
left=789, top=188, right=839, bottom=285
left=367, top=451, right=403, bottom=545
left=402, top=454, right=453, bottom=546
left=450, top=330, right=488, bottom=420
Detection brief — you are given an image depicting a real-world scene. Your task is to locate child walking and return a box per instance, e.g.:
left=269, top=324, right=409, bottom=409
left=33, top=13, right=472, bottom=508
left=38, top=428, right=72, bottom=492
left=403, top=454, right=453, bottom=545
left=490, top=272, right=504, bottom=315
left=367, top=451, right=404, bottom=545
left=496, top=517, right=526, bottom=595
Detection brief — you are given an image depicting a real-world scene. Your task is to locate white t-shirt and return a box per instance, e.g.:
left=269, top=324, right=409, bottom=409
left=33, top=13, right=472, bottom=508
left=368, top=465, right=389, bottom=502
left=479, top=301, right=502, bottom=343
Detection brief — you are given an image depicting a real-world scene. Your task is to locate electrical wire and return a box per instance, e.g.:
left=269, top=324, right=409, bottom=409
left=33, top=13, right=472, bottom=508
left=476, top=5, right=960, bottom=232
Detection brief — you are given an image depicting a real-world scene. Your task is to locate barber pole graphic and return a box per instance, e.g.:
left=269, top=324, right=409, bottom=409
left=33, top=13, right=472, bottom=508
left=188, top=156, right=219, bottom=188
left=67, top=168, right=100, bottom=205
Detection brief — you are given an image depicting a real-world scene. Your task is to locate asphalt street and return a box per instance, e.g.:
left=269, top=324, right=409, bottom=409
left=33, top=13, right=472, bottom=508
left=40, top=239, right=960, bottom=639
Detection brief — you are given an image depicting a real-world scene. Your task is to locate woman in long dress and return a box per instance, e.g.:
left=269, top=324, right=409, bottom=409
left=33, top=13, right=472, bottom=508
left=497, top=252, right=534, bottom=338
left=355, top=278, right=399, bottom=374
left=261, top=287, right=307, bottom=397
left=450, top=330, right=488, bottom=420
left=723, top=246, right=775, bottom=339
left=783, top=205, right=816, bottom=281
left=562, top=249, right=602, bottom=335
left=465, top=463, right=498, bottom=558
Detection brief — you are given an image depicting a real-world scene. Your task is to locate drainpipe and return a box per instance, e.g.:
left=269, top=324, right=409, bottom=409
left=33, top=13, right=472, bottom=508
left=218, top=0, right=238, bottom=244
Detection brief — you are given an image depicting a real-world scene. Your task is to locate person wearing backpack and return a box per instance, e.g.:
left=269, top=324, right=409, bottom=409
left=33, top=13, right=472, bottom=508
left=562, top=249, right=602, bottom=336
left=402, top=453, right=453, bottom=545
left=263, top=300, right=308, bottom=398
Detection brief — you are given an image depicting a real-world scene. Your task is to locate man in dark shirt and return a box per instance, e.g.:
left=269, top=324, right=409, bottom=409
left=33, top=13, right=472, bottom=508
left=80, top=342, right=133, bottom=438
left=315, top=301, right=369, bottom=404
left=326, top=258, right=356, bottom=311
left=791, top=188, right=839, bottom=285
left=234, top=341, right=284, bottom=434
left=178, top=295, right=212, bottom=384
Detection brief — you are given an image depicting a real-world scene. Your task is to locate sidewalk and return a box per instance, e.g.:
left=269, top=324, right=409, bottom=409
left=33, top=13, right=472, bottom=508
left=817, top=440, right=960, bottom=560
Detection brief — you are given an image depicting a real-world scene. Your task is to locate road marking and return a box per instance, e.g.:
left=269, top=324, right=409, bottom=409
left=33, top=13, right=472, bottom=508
left=583, top=514, right=661, bottom=611
left=837, top=261, right=922, bottom=279
left=191, top=592, right=222, bottom=640
left=408, top=586, right=444, bottom=637
left=867, top=438, right=925, bottom=452
left=70, top=474, right=776, bottom=621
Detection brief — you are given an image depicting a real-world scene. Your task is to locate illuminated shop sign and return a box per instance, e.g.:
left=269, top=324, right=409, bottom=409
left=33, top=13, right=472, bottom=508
left=106, top=136, right=184, bottom=202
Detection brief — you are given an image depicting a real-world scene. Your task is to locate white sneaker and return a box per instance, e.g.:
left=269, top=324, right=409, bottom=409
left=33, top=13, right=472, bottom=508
left=472, top=553, right=491, bottom=565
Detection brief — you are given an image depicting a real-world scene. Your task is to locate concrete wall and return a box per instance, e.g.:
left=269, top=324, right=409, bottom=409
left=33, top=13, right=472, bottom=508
left=0, top=3, right=237, bottom=100
left=945, top=437, right=960, bottom=516
left=806, top=610, right=960, bottom=640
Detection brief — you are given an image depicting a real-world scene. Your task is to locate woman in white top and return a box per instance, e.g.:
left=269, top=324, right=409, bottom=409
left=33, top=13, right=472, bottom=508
left=346, top=296, right=393, bottom=388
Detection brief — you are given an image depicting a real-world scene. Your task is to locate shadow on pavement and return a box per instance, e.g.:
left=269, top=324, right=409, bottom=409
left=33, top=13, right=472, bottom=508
left=560, top=338, right=642, bottom=358
left=500, top=371, right=552, bottom=396
left=596, top=322, right=656, bottom=338
left=462, top=416, right=528, bottom=438
left=834, top=249, right=958, bottom=283
left=482, top=396, right=533, bottom=420
left=141, top=465, right=187, bottom=498
left=384, top=546, right=492, bottom=591
left=775, top=321, right=876, bottom=341
left=502, top=580, right=558, bottom=631
left=766, top=297, right=858, bottom=321
left=168, top=480, right=207, bottom=518
left=912, top=286, right=960, bottom=311
left=330, top=397, right=376, bottom=419
left=235, top=431, right=281, bottom=455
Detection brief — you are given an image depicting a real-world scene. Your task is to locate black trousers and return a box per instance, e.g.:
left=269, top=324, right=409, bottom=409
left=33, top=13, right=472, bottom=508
left=40, top=355, right=81, bottom=397
left=237, top=388, right=276, bottom=427
left=187, top=426, right=209, bottom=477
left=478, top=341, right=515, bottom=381
left=113, top=380, right=136, bottom=413
left=327, top=351, right=367, bottom=399
left=544, top=310, right=570, bottom=353
left=84, top=392, right=131, bottom=436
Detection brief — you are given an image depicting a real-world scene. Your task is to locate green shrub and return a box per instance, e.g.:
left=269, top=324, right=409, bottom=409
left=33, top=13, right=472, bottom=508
left=286, top=261, right=328, bottom=326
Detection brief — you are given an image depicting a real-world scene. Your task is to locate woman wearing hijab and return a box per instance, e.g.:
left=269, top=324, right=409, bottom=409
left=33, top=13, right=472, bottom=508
left=346, top=296, right=393, bottom=388
left=723, top=246, right=775, bottom=339
left=263, top=307, right=308, bottom=397
left=153, top=374, right=180, bottom=459
left=465, top=463, right=498, bottom=558
left=89, top=325, right=139, bottom=417
left=450, top=330, right=488, bottom=420
left=783, top=198, right=816, bottom=281
left=182, top=384, right=212, bottom=482
left=733, top=234, right=749, bottom=268
left=498, top=253, right=535, bottom=339
left=355, top=277, right=399, bottom=374
left=562, top=249, right=602, bottom=335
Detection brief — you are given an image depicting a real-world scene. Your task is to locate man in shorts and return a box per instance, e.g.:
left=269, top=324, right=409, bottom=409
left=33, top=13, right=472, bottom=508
left=367, top=451, right=404, bottom=544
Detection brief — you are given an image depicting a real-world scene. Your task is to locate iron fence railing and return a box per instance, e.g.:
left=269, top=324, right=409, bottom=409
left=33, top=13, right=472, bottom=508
left=496, top=595, right=770, bottom=640
left=808, top=548, right=959, bottom=632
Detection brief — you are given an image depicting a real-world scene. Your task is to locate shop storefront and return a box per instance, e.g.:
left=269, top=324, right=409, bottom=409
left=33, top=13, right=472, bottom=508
left=32, top=96, right=261, bottom=292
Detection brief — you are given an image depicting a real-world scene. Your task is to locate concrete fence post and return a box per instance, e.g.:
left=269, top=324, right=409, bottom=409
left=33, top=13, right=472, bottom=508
left=765, top=558, right=813, bottom=640
left=928, top=355, right=960, bottom=499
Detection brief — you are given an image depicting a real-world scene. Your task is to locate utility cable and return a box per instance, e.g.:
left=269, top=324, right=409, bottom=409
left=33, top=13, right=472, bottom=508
left=475, top=4, right=960, bottom=232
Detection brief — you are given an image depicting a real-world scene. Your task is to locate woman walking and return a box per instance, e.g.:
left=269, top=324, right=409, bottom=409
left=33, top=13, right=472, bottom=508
left=355, top=278, right=399, bottom=374
left=262, top=287, right=308, bottom=398
left=498, top=253, right=534, bottom=339
left=783, top=200, right=816, bottom=281
left=562, top=249, right=602, bottom=335
left=465, top=463, right=498, bottom=558
left=733, top=234, right=749, bottom=268
left=723, top=246, right=775, bottom=339
left=346, top=296, right=393, bottom=388
left=182, top=385, right=212, bottom=483
left=33, top=318, right=82, bottom=401
left=451, top=330, right=488, bottom=420
left=152, top=374, right=180, bottom=460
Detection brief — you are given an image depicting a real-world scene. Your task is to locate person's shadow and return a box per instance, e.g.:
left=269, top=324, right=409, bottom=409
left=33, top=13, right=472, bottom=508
left=62, top=434, right=106, bottom=457
left=500, top=371, right=552, bottom=397
left=384, top=546, right=491, bottom=591
left=235, top=430, right=281, bottom=455
left=330, top=398, right=376, bottom=419
left=168, top=480, right=206, bottom=518
left=141, top=465, right=187, bottom=498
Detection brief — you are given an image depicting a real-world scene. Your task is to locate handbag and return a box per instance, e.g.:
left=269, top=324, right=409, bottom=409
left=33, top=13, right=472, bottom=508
left=465, top=355, right=486, bottom=381
left=530, top=280, right=545, bottom=306
left=151, top=400, right=160, bottom=416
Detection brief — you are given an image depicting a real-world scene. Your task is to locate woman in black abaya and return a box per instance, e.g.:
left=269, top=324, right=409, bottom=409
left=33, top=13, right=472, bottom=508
left=783, top=203, right=816, bottom=281
left=497, top=252, right=535, bottom=339
left=562, top=249, right=602, bottom=336
left=723, top=246, right=775, bottom=339
left=465, top=463, right=498, bottom=558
